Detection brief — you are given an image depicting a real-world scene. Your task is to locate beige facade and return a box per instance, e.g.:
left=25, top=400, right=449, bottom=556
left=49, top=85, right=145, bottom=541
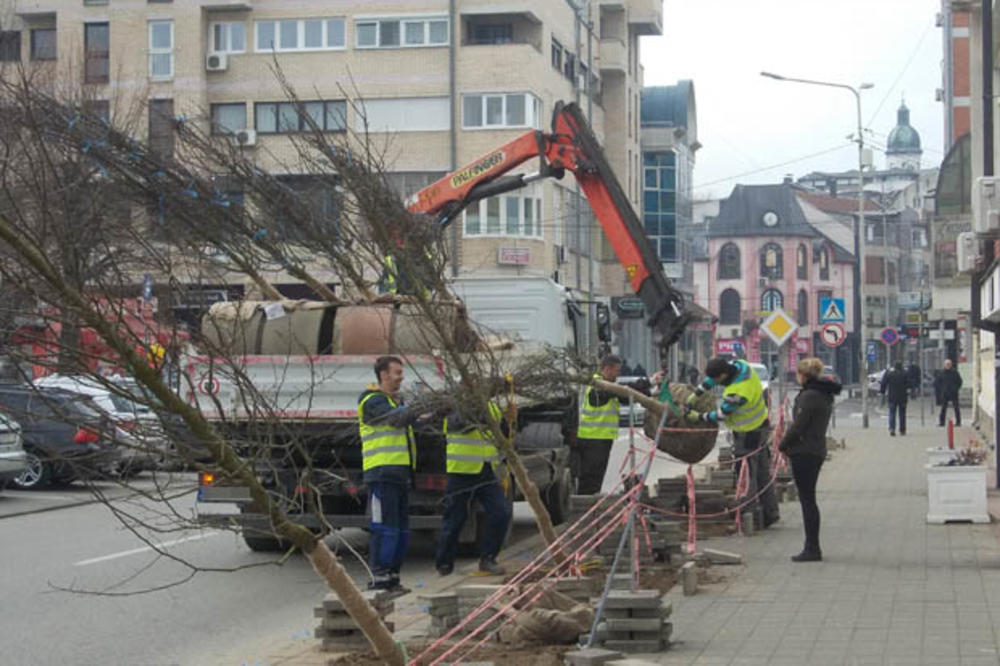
left=3, top=0, right=659, bottom=304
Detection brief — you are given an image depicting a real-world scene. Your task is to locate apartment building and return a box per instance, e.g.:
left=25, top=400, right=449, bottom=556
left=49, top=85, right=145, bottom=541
left=1, top=0, right=660, bottom=331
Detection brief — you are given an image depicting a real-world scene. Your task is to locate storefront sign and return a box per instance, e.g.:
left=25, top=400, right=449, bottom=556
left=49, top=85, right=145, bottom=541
left=497, top=247, right=530, bottom=265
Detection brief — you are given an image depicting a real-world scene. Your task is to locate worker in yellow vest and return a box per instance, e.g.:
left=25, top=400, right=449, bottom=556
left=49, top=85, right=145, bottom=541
left=357, top=355, right=422, bottom=593
left=574, top=354, right=649, bottom=494
left=434, top=401, right=511, bottom=577
left=685, top=356, right=779, bottom=529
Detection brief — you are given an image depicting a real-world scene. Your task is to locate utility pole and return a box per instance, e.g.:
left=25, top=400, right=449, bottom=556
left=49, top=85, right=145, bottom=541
left=760, top=72, right=874, bottom=427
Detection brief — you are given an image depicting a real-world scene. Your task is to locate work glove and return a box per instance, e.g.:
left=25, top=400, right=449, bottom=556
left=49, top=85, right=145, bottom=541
left=629, top=378, right=651, bottom=395
left=684, top=393, right=698, bottom=408
left=685, top=409, right=702, bottom=423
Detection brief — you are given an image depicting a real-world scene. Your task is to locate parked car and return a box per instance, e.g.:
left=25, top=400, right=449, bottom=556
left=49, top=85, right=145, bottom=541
left=748, top=362, right=771, bottom=406
left=0, top=384, right=121, bottom=489
left=35, top=374, right=167, bottom=474
left=616, top=375, right=648, bottom=426
left=0, top=412, right=27, bottom=489
left=868, top=369, right=886, bottom=396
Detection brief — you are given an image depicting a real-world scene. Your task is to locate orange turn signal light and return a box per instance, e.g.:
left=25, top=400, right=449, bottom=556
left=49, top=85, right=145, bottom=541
left=199, top=472, right=216, bottom=486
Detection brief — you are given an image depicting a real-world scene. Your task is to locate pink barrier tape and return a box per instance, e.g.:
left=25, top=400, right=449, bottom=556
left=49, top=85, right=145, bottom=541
left=413, top=447, right=657, bottom=665
left=733, top=454, right=751, bottom=535
left=685, top=465, right=697, bottom=553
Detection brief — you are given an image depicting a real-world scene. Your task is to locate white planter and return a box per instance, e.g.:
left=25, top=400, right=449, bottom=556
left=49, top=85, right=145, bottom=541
left=927, top=447, right=957, bottom=466
left=926, top=464, right=990, bottom=524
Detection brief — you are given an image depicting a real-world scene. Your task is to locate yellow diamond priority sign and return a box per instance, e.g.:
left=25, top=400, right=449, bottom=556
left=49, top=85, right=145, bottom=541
left=761, top=307, right=797, bottom=346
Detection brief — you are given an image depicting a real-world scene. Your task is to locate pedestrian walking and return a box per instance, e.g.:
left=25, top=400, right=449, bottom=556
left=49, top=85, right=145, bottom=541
left=778, top=358, right=841, bottom=562
left=357, top=355, right=422, bottom=593
left=574, top=354, right=649, bottom=494
left=685, top=356, right=779, bottom=529
left=935, top=359, right=963, bottom=426
left=435, top=400, right=511, bottom=577
left=906, top=362, right=921, bottom=399
left=880, top=361, right=909, bottom=436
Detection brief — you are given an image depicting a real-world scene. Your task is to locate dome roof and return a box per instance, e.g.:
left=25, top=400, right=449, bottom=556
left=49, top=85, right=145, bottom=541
left=886, top=102, right=921, bottom=154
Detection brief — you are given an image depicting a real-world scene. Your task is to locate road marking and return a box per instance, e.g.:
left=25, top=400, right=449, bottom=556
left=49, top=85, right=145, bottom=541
left=73, top=531, right=221, bottom=567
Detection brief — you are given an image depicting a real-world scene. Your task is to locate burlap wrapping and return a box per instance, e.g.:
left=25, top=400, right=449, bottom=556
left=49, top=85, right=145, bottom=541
left=497, top=587, right=593, bottom=645
left=642, top=382, right=718, bottom=464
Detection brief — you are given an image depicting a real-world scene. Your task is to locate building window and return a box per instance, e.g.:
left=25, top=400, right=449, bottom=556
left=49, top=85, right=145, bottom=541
left=30, top=28, right=56, bottom=61
left=551, top=37, right=563, bottom=71
left=471, top=23, right=512, bottom=45
left=462, top=93, right=541, bottom=129
left=719, top=289, right=741, bottom=325
left=761, top=288, right=783, bottom=312
left=817, top=289, right=832, bottom=322
left=211, top=103, right=247, bottom=135
left=84, top=23, right=109, bottom=84
left=0, top=31, right=21, bottom=62
left=760, top=243, right=783, bottom=280
left=642, top=151, right=677, bottom=262
left=865, top=256, right=885, bottom=284
left=211, top=21, right=247, bottom=54
left=83, top=99, right=110, bottom=124
left=255, top=100, right=347, bottom=134
left=464, top=187, right=542, bottom=239
left=274, top=175, right=340, bottom=242
left=84, top=0, right=108, bottom=5
left=148, top=20, right=173, bottom=80
left=354, top=17, right=447, bottom=49
left=255, top=18, right=344, bottom=52
left=357, top=97, right=449, bottom=132
left=564, top=51, right=575, bottom=81
left=796, top=244, right=807, bottom=280
left=817, top=246, right=829, bottom=281
left=718, top=242, right=740, bottom=280
left=148, top=98, right=174, bottom=160
left=797, top=289, right=808, bottom=325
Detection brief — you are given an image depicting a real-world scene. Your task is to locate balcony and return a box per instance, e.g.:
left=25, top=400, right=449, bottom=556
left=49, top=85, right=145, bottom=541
left=202, top=2, right=253, bottom=11
left=628, top=0, right=663, bottom=36
left=460, top=11, right=543, bottom=53
left=598, top=37, right=626, bottom=73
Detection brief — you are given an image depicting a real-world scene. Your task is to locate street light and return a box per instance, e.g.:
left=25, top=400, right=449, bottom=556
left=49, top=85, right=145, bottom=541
left=761, top=71, right=874, bottom=428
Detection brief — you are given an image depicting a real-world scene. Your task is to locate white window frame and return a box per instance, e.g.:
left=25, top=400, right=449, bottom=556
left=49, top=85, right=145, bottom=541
left=463, top=186, right=544, bottom=239
left=148, top=20, right=174, bottom=81
left=210, top=21, right=246, bottom=55
left=254, top=18, right=346, bottom=53
left=354, top=16, right=449, bottom=49
left=462, top=92, right=541, bottom=130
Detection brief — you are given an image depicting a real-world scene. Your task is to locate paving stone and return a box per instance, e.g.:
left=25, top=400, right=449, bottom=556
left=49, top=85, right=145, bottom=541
left=602, top=618, right=664, bottom=632
left=602, top=639, right=666, bottom=653
left=562, top=647, right=624, bottom=666
left=703, top=548, right=743, bottom=564
left=599, top=589, right=663, bottom=609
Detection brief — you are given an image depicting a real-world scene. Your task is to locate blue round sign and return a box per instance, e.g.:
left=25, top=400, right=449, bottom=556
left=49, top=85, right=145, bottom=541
left=879, top=327, right=899, bottom=346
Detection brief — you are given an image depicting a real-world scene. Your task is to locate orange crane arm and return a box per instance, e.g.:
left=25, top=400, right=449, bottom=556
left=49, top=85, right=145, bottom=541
left=406, top=102, right=692, bottom=350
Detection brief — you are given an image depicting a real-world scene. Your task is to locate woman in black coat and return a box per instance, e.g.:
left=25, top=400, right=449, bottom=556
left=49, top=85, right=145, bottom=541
left=778, top=357, right=842, bottom=562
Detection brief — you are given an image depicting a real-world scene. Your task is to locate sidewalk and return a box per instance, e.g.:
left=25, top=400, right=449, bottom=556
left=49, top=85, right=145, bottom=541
left=652, top=419, right=1000, bottom=666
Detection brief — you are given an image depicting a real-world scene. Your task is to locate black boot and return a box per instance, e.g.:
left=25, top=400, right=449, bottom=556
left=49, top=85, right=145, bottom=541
left=791, top=549, right=822, bottom=562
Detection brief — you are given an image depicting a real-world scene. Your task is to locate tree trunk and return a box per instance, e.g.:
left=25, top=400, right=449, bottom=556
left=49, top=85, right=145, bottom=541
left=591, top=378, right=666, bottom=418
left=305, top=540, right=405, bottom=666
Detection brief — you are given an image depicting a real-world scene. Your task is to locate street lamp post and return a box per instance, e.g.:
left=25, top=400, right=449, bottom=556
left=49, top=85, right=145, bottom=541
left=761, top=72, right=874, bottom=428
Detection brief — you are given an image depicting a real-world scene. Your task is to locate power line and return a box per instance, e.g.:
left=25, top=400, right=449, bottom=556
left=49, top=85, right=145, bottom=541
left=865, top=20, right=934, bottom=127
left=693, top=142, right=854, bottom=192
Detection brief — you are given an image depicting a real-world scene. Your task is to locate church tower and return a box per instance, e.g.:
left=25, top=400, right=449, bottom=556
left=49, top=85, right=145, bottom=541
left=886, top=101, right=922, bottom=171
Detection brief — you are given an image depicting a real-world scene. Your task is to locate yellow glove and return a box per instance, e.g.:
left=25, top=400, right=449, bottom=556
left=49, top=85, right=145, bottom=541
left=685, top=409, right=702, bottom=422
left=685, top=393, right=698, bottom=407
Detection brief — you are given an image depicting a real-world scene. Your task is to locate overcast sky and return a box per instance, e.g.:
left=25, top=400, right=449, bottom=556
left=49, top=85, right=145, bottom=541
left=641, top=0, right=944, bottom=199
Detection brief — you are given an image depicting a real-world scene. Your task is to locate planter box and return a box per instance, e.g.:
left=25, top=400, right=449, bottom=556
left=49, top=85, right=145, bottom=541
left=926, top=464, right=990, bottom=524
left=927, top=447, right=957, bottom=466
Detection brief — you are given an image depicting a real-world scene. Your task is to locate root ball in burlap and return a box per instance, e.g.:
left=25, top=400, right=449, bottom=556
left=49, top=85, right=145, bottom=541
left=643, top=382, right=718, bottom=463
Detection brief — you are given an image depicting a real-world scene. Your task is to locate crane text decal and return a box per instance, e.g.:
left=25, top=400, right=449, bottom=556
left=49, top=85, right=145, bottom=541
left=450, top=151, right=506, bottom=188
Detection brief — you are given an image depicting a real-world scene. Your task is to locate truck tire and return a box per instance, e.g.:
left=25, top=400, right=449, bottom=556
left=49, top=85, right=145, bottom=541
left=514, top=422, right=564, bottom=450
left=543, top=467, right=572, bottom=526
left=242, top=531, right=290, bottom=553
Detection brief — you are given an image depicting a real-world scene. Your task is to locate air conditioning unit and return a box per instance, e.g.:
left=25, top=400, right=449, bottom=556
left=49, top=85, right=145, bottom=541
left=957, top=231, right=980, bottom=274
left=206, top=52, right=228, bottom=72
left=554, top=244, right=567, bottom=265
left=236, top=129, right=257, bottom=147
left=973, top=176, right=1000, bottom=233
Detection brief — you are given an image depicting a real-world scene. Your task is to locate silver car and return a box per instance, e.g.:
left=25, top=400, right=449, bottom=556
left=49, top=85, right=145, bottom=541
left=0, top=412, right=27, bottom=488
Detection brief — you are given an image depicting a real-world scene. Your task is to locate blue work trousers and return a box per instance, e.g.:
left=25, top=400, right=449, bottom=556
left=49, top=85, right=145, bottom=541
left=367, top=481, right=410, bottom=577
left=435, top=467, right=511, bottom=568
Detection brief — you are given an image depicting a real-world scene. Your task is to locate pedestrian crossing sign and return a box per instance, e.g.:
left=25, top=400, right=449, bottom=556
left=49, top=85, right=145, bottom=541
left=819, top=297, right=845, bottom=323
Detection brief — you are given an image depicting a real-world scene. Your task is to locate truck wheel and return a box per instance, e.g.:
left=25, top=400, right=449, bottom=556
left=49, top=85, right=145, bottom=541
left=242, top=531, right=290, bottom=553
left=543, top=467, right=572, bottom=526
left=515, top=422, right=563, bottom=450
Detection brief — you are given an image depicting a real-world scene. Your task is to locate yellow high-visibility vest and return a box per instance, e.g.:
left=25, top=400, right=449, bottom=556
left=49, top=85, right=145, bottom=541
left=577, top=374, right=619, bottom=440
left=443, top=402, right=503, bottom=475
left=357, top=391, right=416, bottom=471
left=722, top=362, right=768, bottom=432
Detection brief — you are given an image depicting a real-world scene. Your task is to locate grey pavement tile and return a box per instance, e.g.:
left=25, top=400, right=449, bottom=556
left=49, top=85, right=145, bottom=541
left=960, top=658, right=1000, bottom=666
left=847, top=641, right=885, bottom=657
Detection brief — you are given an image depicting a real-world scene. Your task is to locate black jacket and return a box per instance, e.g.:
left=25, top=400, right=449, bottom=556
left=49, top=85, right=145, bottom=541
left=880, top=368, right=909, bottom=404
left=779, top=377, right=841, bottom=458
left=935, top=368, right=962, bottom=401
